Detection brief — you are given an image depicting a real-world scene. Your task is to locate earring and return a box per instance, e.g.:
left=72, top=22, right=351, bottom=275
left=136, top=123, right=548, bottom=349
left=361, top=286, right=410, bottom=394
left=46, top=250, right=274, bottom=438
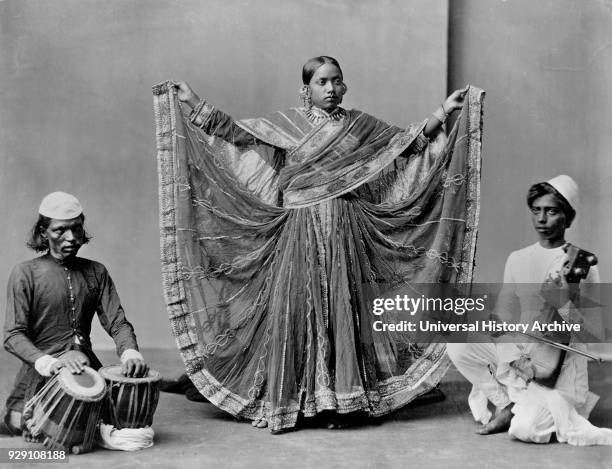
left=299, top=85, right=312, bottom=109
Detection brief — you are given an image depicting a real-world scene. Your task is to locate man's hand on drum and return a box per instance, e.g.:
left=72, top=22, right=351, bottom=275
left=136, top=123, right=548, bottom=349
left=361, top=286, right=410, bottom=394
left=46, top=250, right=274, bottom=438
left=48, top=361, right=64, bottom=375
left=59, top=350, right=90, bottom=374
left=122, top=358, right=149, bottom=378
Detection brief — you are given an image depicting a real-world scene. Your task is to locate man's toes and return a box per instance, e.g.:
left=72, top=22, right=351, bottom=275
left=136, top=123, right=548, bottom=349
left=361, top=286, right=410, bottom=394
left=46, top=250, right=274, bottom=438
left=252, top=417, right=268, bottom=428
left=476, top=422, right=502, bottom=435
left=256, top=419, right=268, bottom=428
left=475, top=414, right=512, bottom=435
left=476, top=425, right=492, bottom=435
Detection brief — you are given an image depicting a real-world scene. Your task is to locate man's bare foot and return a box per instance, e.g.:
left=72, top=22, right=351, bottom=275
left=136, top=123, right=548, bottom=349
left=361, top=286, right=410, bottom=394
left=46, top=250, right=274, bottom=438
left=476, top=404, right=513, bottom=435
left=251, top=417, right=268, bottom=429
left=159, top=374, right=192, bottom=394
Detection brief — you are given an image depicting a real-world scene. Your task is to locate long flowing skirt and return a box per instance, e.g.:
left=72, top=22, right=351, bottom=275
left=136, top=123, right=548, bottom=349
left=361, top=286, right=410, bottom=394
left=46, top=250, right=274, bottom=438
left=153, top=82, right=484, bottom=432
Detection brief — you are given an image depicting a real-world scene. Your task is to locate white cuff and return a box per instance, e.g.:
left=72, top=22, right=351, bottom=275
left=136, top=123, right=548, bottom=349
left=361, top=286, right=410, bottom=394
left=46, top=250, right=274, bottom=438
left=120, top=349, right=144, bottom=364
left=34, top=355, right=61, bottom=377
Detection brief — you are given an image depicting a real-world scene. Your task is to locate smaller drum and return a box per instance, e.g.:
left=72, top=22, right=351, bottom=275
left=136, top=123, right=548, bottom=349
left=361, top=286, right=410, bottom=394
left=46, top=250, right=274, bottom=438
left=99, top=365, right=161, bottom=429
left=23, top=366, right=106, bottom=453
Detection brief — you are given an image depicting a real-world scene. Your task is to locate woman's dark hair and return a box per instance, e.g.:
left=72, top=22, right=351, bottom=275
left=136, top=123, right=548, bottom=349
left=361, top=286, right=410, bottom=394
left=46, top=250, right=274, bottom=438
left=302, top=56, right=343, bottom=84
left=26, top=214, right=92, bottom=252
left=526, top=182, right=576, bottom=227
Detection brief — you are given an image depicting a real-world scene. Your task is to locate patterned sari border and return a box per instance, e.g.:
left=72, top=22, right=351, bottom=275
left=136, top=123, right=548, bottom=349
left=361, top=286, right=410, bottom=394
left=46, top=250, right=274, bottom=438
left=283, top=121, right=428, bottom=209
left=458, top=86, right=485, bottom=284
left=154, top=82, right=484, bottom=432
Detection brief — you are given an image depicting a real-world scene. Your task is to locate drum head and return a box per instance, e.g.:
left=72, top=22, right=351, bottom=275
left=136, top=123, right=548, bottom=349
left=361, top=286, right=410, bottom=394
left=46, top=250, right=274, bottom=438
left=57, top=366, right=106, bottom=401
left=99, top=365, right=161, bottom=384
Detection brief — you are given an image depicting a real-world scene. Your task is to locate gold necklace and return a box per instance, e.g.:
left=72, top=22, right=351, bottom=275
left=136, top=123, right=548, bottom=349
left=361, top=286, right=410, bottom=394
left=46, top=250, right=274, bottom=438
left=304, top=106, right=346, bottom=123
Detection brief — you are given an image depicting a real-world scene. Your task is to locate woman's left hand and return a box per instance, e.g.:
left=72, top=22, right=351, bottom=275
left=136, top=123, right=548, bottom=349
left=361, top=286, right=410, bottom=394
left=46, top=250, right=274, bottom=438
left=443, top=86, right=469, bottom=113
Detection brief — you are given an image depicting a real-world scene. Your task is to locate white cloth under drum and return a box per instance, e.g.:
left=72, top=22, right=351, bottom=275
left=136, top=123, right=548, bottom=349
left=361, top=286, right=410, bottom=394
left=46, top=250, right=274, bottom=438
left=98, top=423, right=154, bottom=451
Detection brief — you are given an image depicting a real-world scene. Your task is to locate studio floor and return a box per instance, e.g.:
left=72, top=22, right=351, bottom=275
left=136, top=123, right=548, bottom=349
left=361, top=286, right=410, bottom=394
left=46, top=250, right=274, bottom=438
left=1, top=349, right=611, bottom=469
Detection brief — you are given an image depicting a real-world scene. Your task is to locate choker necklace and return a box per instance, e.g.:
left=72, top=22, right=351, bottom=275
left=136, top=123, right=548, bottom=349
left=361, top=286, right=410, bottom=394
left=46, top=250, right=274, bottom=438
left=304, top=106, right=346, bottom=123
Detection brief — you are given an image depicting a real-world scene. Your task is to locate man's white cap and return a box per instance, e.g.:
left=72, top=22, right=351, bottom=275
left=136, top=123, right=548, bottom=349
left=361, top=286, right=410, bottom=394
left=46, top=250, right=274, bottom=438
left=38, top=192, right=83, bottom=220
left=546, top=175, right=578, bottom=211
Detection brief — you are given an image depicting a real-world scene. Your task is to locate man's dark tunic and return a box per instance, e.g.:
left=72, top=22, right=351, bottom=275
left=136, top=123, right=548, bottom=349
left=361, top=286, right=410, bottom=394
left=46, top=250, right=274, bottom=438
left=3, top=253, right=138, bottom=412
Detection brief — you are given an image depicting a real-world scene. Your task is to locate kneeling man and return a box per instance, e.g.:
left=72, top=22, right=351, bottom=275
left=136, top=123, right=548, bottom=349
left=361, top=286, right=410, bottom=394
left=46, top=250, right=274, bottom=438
left=1, top=192, right=148, bottom=436
left=448, top=175, right=610, bottom=445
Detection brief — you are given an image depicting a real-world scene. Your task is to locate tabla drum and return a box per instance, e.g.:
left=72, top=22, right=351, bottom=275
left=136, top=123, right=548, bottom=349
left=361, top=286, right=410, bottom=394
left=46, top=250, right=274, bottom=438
left=23, top=366, right=106, bottom=454
left=99, top=365, right=161, bottom=429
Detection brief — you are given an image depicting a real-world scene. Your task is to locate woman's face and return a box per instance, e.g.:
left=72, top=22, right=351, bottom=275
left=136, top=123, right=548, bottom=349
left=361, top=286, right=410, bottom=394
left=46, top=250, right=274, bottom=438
left=308, top=63, right=345, bottom=111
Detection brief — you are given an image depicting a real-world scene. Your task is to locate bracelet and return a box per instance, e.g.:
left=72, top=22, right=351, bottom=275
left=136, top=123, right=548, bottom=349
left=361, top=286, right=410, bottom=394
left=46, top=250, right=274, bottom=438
left=189, top=98, right=206, bottom=118
left=189, top=99, right=209, bottom=128
left=431, top=105, right=448, bottom=124
left=412, top=133, right=429, bottom=153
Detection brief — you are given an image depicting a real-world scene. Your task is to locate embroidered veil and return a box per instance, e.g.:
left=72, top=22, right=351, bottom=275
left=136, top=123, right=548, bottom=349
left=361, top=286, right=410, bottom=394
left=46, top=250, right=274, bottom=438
left=153, top=82, right=484, bottom=432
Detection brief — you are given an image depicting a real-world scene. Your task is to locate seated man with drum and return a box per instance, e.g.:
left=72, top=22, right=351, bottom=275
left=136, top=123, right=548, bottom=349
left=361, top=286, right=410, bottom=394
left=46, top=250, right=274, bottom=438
left=1, top=191, right=149, bottom=437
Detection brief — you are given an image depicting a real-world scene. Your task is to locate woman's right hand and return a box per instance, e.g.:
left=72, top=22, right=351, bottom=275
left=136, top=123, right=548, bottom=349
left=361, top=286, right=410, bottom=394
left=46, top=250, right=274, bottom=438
left=443, top=86, right=469, bottom=113
left=173, top=81, right=201, bottom=109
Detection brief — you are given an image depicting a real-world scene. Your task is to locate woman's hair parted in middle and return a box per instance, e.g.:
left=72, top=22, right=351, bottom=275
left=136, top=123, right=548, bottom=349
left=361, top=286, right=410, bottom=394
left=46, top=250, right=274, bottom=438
left=302, top=56, right=343, bottom=85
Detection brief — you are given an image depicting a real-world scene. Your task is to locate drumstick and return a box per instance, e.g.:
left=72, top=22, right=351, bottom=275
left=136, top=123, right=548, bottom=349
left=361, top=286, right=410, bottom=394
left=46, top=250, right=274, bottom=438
left=518, top=330, right=604, bottom=363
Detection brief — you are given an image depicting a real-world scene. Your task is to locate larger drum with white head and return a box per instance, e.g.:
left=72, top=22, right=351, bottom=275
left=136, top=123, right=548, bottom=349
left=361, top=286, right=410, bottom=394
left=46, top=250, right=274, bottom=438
left=23, top=366, right=106, bottom=453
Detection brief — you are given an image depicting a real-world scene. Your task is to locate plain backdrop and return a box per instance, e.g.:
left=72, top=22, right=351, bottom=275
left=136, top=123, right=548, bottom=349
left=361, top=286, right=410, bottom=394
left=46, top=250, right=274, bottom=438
left=1, top=0, right=610, bottom=353
left=0, top=0, right=448, bottom=350
left=449, top=0, right=612, bottom=284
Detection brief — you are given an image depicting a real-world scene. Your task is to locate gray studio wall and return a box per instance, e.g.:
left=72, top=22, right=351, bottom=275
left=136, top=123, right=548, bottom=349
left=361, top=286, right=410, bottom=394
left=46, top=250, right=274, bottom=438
left=449, top=0, right=611, bottom=283
left=448, top=0, right=612, bottom=357
left=0, top=0, right=447, bottom=351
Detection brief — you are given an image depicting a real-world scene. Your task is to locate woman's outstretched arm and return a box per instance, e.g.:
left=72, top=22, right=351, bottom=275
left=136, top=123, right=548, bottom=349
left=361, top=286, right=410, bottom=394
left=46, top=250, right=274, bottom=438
left=173, top=81, right=258, bottom=146
left=423, top=86, right=469, bottom=137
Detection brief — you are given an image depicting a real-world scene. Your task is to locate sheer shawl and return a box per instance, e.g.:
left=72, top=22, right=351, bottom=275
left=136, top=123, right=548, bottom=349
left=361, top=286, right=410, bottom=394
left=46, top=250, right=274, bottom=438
left=153, top=82, right=485, bottom=432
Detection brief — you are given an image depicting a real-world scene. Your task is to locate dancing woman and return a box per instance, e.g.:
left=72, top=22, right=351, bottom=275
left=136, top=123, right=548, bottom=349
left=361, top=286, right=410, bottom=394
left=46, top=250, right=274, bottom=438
left=153, top=56, right=484, bottom=433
